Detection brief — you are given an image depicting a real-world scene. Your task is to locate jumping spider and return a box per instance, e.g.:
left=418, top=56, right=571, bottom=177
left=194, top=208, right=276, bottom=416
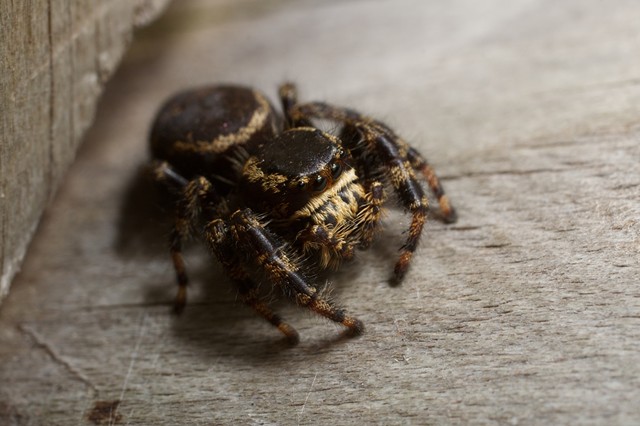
left=150, top=83, right=456, bottom=343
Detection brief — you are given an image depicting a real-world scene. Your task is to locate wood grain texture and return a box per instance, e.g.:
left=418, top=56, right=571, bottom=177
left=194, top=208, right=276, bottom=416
left=1, top=0, right=639, bottom=424
left=0, top=0, right=171, bottom=304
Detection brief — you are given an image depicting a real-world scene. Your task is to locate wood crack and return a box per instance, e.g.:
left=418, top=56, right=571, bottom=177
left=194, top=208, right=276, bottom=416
left=19, top=324, right=98, bottom=393
left=445, top=167, right=568, bottom=180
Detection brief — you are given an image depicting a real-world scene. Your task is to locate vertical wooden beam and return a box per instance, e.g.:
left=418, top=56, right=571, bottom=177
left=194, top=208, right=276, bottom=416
left=0, top=0, right=172, bottom=304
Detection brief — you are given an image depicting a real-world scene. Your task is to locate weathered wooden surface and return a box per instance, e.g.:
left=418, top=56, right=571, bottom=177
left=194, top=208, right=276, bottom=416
left=0, top=0, right=171, bottom=304
left=1, top=0, right=640, bottom=424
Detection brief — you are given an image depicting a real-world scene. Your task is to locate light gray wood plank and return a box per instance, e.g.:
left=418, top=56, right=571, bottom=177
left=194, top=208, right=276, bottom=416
left=1, top=0, right=639, bottom=424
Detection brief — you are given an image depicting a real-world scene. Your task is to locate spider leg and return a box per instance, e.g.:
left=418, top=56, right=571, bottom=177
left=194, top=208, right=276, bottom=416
left=152, top=161, right=223, bottom=313
left=150, top=160, right=189, bottom=189
left=354, top=122, right=457, bottom=224
left=405, top=147, right=457, bottom=223
left=358, top=180, right=386, bottom=249
left=362, top=128, right=430, bottom=284
left=206, top=208, right=364, bottom=336
left=279, top=82, right=312, bottom=128
left=279, top=82, right=297, bottom=125
left=237, top=279, right=300, bottom=344
left=291, top=102, right=448, bottom=284
left=172, top=176, right=222, bottom=312
left=296, top=224, right=356, bottom=269
left=206, top=217, right=300, bottom=343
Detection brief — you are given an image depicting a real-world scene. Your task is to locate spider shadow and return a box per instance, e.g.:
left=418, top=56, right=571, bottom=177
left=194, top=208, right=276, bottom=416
left=164, top=264, right=300, bottom=363
left=114, top=165, right=175, bottom=259
left=163, top=259, right=370, bottom=364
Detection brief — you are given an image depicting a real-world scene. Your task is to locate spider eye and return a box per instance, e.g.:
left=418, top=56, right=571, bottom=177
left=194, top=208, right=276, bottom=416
left=329, top=161, right=342, bottom=180
left=296, top=180, right=307, bottom=190
left=311, top=174, right=327, bottom=192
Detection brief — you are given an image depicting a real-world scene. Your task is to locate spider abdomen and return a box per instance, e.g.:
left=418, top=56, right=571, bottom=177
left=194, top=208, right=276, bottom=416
left=150, top=85, right=281, bottom=188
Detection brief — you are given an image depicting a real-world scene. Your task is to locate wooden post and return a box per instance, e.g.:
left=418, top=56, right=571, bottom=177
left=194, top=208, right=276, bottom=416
left=0, top=0, right=172, bottom=304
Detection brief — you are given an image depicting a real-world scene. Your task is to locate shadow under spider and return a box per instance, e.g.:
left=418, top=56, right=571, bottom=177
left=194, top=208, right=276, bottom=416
left=114, top=165, right=175, bottom=259
left=162, top=260, right=370, bottom=363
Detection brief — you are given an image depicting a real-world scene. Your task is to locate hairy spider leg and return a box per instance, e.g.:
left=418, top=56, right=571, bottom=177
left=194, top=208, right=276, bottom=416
left=206, top=208, right=364, bottom=337
left=362, top=120, right=457, bottom=224
left=150, top=160, right=190, bottom=188
left=279, top=82, right=312, bottom=129
left=358, top=126, right=429, bottom=284
left=238, top=280, right=300, bottom=344
left=296, top=223, right=356, bottom=266
left=405, top=147, right=457, bottom=223
left=172, top=176, right=220, bottom=312
left=289, top=102, right=453, bottom=284
left=206, top=218, right=300, bottom=343
left=357, top=180, right=386, bottom=249
left=152, top=161, right=222, bottom=313
left=363, top=122, right=457, bottom=267
left=278, top=82, right=297, bottom=126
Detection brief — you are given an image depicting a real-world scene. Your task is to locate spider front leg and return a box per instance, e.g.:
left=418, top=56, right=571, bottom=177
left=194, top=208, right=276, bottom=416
left=205, top=209, right=364, bottom=338
left=296, top=223, right=356, bottom=269
left=357, top=180, right=386, bottom=249
left=206, top=218, right=300, bottom=343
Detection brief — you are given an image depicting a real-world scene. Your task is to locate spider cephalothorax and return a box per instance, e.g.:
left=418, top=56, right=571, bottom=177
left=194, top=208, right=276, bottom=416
left=150, top=83, right=457, bottom=343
